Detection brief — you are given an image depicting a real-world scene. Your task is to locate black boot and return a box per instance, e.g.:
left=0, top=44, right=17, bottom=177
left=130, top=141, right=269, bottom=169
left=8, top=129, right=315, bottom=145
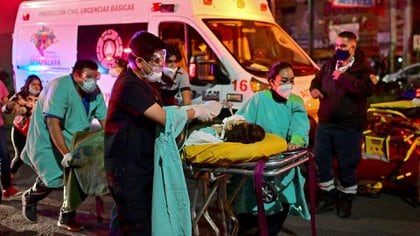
left=267, top=203, right=290, bottom=236
left=316, top=189, right=337, bottom=214
left=57, top=210, right=84, bottom=232
left=337, top=200, right=352, bottom=218
left=237, top=214, right=258, bottom=235
left=22, top=178, right=52, bottom=222
left=336, top=193, right=355, bottom=218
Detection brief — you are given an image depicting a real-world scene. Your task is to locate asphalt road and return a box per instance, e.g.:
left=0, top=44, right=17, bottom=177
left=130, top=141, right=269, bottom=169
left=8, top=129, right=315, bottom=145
left=1, top=162, right=419, bottom=236
left=0, top=113, right=419, bottom=235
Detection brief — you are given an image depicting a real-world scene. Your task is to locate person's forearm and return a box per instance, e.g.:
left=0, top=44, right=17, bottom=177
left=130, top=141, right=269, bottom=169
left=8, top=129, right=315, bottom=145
left=46, top=117, right=70, bottom=155
left=100, top=119, right=106, bottom=128
left=181, top=90, right=192, bottom=105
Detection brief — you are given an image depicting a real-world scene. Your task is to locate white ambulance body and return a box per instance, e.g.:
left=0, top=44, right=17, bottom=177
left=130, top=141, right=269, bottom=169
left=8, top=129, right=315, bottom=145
left=13, top=0, right=319, bottom=117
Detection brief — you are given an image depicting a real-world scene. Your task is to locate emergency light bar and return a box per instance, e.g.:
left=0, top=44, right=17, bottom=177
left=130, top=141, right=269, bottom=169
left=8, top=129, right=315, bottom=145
left=151, top=3, right=175, bottom=12
left=203, top=0, right=212, bottom=6
left=260, top=3, right=268, bottom=11
left=201, top=0, right=267, bottom=12
left=17, top=65, right=71, bottom=73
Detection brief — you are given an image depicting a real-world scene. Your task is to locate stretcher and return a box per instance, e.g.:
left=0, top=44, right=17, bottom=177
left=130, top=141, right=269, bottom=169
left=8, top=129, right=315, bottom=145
left=359, top=102, right=420, bottom=205
left=183, top=143, right=315, bottom=236
left=70, top=127, right=317, bottom=234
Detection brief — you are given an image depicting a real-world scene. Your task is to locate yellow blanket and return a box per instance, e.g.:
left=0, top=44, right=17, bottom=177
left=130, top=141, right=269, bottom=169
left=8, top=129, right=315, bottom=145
left=184, top=133, right=287, bottom=166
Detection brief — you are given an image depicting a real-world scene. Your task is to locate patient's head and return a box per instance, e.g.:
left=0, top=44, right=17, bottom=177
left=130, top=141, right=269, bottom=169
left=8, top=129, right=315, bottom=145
left=224, top=122, right=265, bottom=144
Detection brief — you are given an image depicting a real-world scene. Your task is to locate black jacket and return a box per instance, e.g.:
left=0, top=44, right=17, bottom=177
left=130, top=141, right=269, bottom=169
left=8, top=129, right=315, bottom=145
left=310, top=50, right=374, bottom=129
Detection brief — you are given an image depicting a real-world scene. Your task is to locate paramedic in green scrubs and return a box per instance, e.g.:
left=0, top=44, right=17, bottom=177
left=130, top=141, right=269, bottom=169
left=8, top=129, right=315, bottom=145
left=233, top=61, right=310, bottom=235
left=20, top=59, right=107, bottom=232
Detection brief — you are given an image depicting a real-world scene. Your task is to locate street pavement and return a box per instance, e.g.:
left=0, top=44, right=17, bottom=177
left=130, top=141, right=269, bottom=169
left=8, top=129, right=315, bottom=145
left=1, top=162, right=419, bottom=235
left=0, top=114, right=418, bottom=235
left=281, top=193, right=420, bottom=236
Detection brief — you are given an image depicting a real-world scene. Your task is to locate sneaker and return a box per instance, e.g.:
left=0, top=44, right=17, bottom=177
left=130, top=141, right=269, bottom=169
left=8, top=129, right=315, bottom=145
left=22, top=190, right=37, bottom=223
left=57, top=212, right=84, bottom=232
left=57, top=220, right=84, bottom=232
left=3, top=186, right=23, bottom=199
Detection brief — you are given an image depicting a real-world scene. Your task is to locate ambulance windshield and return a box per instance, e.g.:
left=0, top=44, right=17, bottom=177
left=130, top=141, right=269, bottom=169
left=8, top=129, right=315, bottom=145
left=204, top=19, right=317, bottom=77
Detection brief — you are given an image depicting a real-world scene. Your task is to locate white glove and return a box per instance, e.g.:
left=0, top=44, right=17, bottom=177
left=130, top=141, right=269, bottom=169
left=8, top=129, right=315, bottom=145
left=202, top=101, right=222, bottom=117
left=192, top=105, right=213, bottom=122
left=61, top=153, right=73, bottom=168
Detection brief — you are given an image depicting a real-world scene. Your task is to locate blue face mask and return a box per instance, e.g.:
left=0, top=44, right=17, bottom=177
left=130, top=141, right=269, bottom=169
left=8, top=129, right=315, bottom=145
left=80, top=78, right=97, bottom=93
left=336, top=49, right=350, bottom=60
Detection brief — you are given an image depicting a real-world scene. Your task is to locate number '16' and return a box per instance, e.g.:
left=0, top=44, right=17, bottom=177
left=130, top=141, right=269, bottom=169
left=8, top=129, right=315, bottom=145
left=232, top=80, right=247, bottom=91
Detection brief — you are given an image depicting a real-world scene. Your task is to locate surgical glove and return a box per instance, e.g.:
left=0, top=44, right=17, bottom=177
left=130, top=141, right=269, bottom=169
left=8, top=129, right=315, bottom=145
left=192, top=105, right=213, bottom=122
left=202, top=101, right=222, bottom=117
left=61, top=153, right=73, bottom=168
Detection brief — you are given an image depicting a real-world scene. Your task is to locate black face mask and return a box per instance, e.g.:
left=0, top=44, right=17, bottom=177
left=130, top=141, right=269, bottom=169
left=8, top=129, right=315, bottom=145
left=335, top=49, right=350, bottom=60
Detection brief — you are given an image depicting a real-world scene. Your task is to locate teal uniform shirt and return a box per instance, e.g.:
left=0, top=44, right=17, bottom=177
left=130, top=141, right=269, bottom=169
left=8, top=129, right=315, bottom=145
left=232, top=90, right=310, bottom=219
left=21, top=74, right=107, bottom=188
left=236, top=90, right=309, bottom=146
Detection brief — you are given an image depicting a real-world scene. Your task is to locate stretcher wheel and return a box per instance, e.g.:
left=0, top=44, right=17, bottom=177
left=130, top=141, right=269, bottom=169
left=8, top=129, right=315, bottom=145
left=262, top=182, right=277, bottom=203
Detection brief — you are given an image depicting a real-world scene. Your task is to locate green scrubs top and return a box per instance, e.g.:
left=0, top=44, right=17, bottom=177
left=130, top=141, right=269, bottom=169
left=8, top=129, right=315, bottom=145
left=236, top=90, right=309, bottom=146
left=232, top=90, right=310, bottom=219
left=21, top=74, right=107, bottom=188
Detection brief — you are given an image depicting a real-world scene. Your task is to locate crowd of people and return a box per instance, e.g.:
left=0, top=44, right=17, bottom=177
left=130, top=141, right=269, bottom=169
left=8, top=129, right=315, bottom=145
left=0, top=30, right=376, bottom=234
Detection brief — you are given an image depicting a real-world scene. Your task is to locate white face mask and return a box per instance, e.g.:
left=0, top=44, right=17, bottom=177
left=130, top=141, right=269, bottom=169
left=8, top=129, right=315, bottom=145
left=29, top=87, right=40, bottom=95
left=145, top=66, right=163, bottom=82
left=162, top=67, right=177, bottom=80
left=80, top=78, right=97, bottom=93
left=274, top=84, right=293, bottom=99
left=109, top=68, right=120, bottom=78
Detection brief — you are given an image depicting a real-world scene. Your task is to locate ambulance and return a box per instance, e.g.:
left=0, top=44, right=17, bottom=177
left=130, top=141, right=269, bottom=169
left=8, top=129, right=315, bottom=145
left=13, top=0, right=319, bottom=118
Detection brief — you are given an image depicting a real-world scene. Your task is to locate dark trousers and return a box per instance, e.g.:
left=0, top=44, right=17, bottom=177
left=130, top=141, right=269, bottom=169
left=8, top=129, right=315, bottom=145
left=25, top=177, right=52, bottom=204
left=237, top=203, right=290, bottom=236
left=109, top=172, right=153, bottom=235
left=0, top=125, right=11, bottom=189
left=10, top=126, right=26, bottom=174
left=314, top=123, right=363, bottom=188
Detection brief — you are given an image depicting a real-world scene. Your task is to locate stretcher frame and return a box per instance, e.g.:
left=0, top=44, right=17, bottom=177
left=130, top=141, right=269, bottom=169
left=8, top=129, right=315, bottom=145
left=359, top=107, right=420, bottom=205
left=184, top=148, right=312, bottom=236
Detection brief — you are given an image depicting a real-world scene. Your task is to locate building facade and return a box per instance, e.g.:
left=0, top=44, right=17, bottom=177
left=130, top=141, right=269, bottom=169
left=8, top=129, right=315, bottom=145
left=274, top=0, right=420, bottom=73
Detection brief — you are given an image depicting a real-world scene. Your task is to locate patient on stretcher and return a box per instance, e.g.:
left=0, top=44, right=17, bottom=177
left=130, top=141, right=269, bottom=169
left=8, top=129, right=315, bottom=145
left=185, top=115, right=266, bottom=145
left=183, top=115, right=288, bottom=165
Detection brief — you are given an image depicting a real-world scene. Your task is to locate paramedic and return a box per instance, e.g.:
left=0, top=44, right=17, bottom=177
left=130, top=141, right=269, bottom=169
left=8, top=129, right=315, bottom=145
left=161, top=43, right=192, bottom=106
left=233, top=61, right=310, bottom=235
left=2, top=75, right=43, bottom=179
left=104, top=31, right=216, bottom=235
left=20, top=59, right=107, bottom=232
left=310, top=31, right=374, bottom=218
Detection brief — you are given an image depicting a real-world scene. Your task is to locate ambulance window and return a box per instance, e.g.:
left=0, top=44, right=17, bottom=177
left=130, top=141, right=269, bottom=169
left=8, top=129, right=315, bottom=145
left=204, top=19, right=317, bottom=77
left=159, top=22, right=229, bottom=85
left=187, top=26, right=229, bottom=85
